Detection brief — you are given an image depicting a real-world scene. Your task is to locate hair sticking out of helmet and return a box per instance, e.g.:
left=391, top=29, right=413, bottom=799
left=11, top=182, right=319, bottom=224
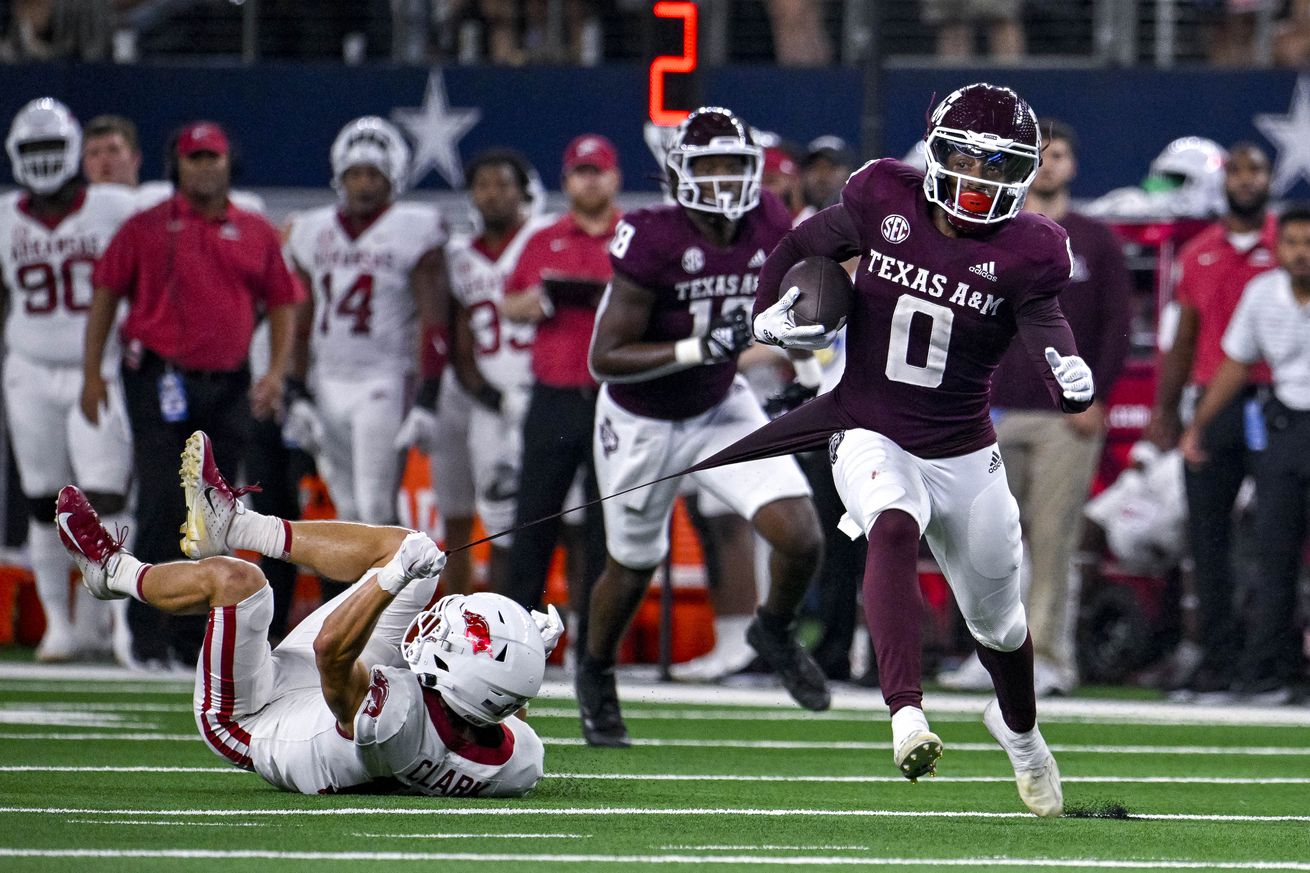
left=330, top=116, right=412, bottom=199
left=6, top=97, right=82, bottom=196
left=666, top=106, right=763, bottom=222
left=921, top=83, right=1041, bottom=227
left=401, top=592, right=546, bottom=727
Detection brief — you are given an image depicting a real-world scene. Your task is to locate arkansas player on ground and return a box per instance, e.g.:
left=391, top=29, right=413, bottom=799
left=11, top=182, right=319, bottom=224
left=57, top=430, right=562, bottom=796
left=752, top=84, right=1094, bottom=817
left=1, top=98, right=137, bottom=663
left=579, top=107, right=827, bottom=747
left=285, top=116, right=447, bottom=525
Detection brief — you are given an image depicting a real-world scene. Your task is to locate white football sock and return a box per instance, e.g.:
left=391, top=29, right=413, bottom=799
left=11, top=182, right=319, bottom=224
left=891, top=705, right=932, bottom=750
left=29, top=520, right=72, bottom=635
left=228, top=510, right=291, bottom=560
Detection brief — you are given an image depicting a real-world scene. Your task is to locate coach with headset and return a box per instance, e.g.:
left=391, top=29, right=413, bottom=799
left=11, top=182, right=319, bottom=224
left=80, top=121, right=302, bottom=669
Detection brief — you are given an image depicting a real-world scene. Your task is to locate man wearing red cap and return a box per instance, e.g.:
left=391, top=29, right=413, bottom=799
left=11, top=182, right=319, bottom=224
left=497, top=134, right=621, bottom=650
left=81, top=120, right=302, bottom=668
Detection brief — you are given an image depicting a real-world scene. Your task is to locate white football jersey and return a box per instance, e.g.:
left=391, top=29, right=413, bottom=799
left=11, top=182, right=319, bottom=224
left=446, top=215, right=552, bottom=392
left=0, top=184, right=138, bottom=366
left=288, top=202, right=445, bottom=379
left=353, top=666, right=544, bottom=797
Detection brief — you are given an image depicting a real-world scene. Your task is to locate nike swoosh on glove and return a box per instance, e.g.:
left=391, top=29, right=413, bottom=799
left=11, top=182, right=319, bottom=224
left=1044, top=347, right=1094, bottom=404
left=531, top=604, right=565, bottom=656
left=393, top=406, right=439, bottom=453
left=752, top=287, right=836, bottom=351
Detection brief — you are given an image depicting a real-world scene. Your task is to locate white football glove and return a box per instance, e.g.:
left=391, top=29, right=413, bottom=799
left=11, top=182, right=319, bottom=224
left=530, top=603, right=565, bottom=656
left=752, top=287, right=836, bottom=351
left=393, top=406, right=439, bottom=454
left=1044, top=347, right=1095, bottom=404
left=282, top=398, right=324, bottom=454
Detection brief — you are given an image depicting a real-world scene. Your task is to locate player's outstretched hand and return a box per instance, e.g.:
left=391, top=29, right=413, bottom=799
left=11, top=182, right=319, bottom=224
left=753, top=288, right=832, bottom=350
left=393, top=406, right=438, bottom=454
left=1044, top=347, right=1094, bottom=404
left=531, top=604, right=565, bottom=656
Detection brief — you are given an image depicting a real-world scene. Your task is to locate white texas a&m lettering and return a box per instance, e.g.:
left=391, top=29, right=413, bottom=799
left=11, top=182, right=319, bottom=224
left=866, top=249, right=1005, bottom=317
left=675, top=272, right=760, bottom=301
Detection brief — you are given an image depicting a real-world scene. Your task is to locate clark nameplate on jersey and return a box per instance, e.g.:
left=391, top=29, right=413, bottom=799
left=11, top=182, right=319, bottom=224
left=834, top=159, right=1073, bottom=458
left=607, top=190, right=793, bottom=420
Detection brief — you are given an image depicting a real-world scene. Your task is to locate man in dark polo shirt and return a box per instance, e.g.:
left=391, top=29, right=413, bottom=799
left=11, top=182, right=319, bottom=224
left=80, top=121, right=301, bottom=667
left=937, top=120, right=1132, bottom=697
left=499, top=134, right=619, bottom=655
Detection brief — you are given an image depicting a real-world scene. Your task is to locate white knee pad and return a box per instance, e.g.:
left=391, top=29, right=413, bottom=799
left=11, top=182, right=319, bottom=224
left=967, top=600, right=1029, bottom=652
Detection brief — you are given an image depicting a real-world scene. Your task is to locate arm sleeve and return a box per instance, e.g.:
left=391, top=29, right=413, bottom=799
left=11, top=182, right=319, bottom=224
left=1016, top=292, right=1091, bottom=413
left=1220, top=282, right=1262, bottom=364
left=1088, top=228, right=1134, bottom=400
left=754, top=204, right=862, bottom=316
left=91, top=218, right=139, bottom=297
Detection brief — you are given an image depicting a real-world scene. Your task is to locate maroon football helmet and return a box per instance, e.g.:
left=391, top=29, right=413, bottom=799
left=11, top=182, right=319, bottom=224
left=922, top=83, right=1041, bottom=226
left=666, top=106, right=763, bottom=221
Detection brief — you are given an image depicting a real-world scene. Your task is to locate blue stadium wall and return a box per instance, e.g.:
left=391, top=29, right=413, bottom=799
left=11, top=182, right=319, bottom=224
left=0, top=63, right=1303, bottom=199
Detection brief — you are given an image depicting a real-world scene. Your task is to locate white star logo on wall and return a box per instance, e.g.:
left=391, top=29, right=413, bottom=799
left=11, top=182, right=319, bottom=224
left=392, top=70, right=481, bottom=189
left=1254, top=74, right=1310, bottom=196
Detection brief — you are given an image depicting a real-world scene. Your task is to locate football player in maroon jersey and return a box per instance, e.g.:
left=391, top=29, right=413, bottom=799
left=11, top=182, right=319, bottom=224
left=578, top=107, right=829, bottom=748
left=751, top=83, right=1094, bottom=817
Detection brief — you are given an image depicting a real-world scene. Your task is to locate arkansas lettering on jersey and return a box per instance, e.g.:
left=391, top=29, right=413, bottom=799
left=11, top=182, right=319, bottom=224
left=446, top=215, right=551, bottom=392
left=287, top=202, right=445, bottom=378
left=606, top=189, right=792, bottom=420
left=0, top=184, right=138, bottom=366
left=352, top=665, right=544, bottom=797
left=757, top=159, right=1079, bottom=458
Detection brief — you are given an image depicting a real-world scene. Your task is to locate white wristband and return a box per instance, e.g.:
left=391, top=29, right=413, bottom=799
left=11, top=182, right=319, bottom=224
left=792, top=355, right=823, bottom=389
left=373, top=565, right=410, bottom=596
left=674, top=337, right=705, bottom=366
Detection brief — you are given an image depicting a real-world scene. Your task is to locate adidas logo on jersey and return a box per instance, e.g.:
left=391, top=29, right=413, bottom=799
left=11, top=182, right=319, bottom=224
left=988, top=451, right=1003, bottom=474
left=748, top=248, right=767, bottom=269
left=969, top=261, right=998, bottom=282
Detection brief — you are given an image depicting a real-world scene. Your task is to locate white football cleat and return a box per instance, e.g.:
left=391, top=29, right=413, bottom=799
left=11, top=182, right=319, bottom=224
left=983, top=698, right=1063, bottom=817
left=894, top=729, right=944, bottom=782
left=55, top=486, right=131, bottom=601
left=179, top=430, right=252, bottom=559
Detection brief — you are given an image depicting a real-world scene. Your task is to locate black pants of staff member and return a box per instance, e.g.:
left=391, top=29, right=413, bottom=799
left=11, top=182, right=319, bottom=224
left=121, top=352, right=252, bottom=666
left=501, top=383, right=606, bottom=649
left=1244, top=398, right=1310, bottom=688
left=1184, top=387, right=1263, bottom=683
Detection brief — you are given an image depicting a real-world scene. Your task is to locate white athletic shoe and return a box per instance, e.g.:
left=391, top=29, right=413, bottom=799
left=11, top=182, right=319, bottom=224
left=936, top=652, right=992, bottom=691
left=670, top=641, right=756, bottom=682
left=55, top=486, right=131, bottom=601
left=983, top=698, right=1063, bottom=817
left=894, top=729, right=944, bottom=782
left=179, top=430, right=251, bottom=559
left=35, top=624, right=76, bottom=663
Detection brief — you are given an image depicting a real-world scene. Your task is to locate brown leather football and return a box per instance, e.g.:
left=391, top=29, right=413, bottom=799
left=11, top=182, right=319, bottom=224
left=782, top=256, right=853, bottom=332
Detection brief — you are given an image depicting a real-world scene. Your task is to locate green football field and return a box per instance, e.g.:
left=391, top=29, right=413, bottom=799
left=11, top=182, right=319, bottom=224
left=1, top=663, right=1308, bottom=872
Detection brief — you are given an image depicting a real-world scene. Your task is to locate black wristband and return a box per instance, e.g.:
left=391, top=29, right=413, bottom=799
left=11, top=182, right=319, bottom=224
left=473, top=384, right=503, bottom=412
left=416, top=377, right=441, bottom=411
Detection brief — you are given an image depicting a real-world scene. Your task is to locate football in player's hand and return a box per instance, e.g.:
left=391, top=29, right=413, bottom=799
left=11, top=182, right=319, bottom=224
left=783, top=257, right=853, bottom=333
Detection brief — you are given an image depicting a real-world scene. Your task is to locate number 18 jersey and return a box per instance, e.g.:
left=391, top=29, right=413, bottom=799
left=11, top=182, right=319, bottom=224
left=0, top=184, right=139, bottom=366
left=287, top=202, right=445, bottom=379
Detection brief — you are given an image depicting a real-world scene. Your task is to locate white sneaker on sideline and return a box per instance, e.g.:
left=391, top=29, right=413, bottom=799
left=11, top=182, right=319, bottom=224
left=35, top=624, right=76, bottom=663
left=983, top=698, right=1063, bottom=817
left=937, top=652, right=991, bottom=691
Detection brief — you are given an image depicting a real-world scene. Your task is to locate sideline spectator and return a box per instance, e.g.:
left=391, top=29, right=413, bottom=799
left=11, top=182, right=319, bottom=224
left=938, top=120, right=1133, bottom=697
left=765, top=0, right=833, bottom=67
left=1179, top=205, right=1310, bottom=705
left=1145, top=142, right=1277, bottom=700
left=801, top=136, right=853, bottom=212
left=922, top=0, right=1025, bottom=62
left=82, top=121, right=302, bottom=668
left=81, top=115, right=142, bottom=186
left=499, top=134, right=619, bottom=652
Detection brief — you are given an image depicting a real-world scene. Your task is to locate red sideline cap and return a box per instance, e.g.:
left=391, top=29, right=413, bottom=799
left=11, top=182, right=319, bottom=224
left=764, top=147, right=798, bottom=178
left=177, top=122, right=229, bottom=157
left=562, top=134, right=618, bottom=173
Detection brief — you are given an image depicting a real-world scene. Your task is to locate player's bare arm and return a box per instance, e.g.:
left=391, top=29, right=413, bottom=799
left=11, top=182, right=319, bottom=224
left=411, top=246, right=449, bottom=351
left=1146, top=301, right=1200, bottom=448
left=288, top=264, right=315, bottom=382
left=500, top=283, right=549, bottom=324
left=313, top=580, right=397, bottom=736
left=1179, top=354, right=1251, bottom=465
left=251, top=303, right=295, bottom=419
left=79, top=286, right=121, bottom=423
left=449, top=298, right=502, bottom=410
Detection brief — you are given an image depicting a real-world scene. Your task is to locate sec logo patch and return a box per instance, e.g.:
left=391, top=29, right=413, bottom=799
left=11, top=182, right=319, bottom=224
left=881, top=214, right=910, bottom=244
left=682, top=246, right=705, bottom=273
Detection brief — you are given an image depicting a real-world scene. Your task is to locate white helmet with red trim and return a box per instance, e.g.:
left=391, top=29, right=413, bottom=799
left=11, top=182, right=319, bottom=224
left=6, top=97, right=82, bottom=195
left=401, top=592, right=545, bottom=727
left=330, top=115, right=411, bottom=198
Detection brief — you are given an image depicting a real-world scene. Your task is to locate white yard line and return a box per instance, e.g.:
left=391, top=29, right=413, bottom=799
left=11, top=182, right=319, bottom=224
left=350, top=832, right=590, bottom=840
left=0, top=766, right=239, bottom=773
left=1, top=806, right=1308, bottom=823
left=64, top=819, right=267, bottom=827
left=0, top=849, right=1307, bottom=868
